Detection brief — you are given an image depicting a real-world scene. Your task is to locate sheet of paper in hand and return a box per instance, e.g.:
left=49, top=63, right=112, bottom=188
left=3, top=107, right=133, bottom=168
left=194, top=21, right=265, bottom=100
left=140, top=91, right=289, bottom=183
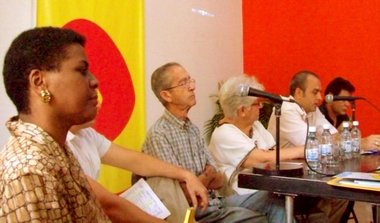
left=119, top=178, right=171, bottom=219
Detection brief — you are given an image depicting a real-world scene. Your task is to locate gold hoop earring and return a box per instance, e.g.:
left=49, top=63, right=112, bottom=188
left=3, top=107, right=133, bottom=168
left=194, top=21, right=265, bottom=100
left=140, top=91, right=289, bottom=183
left=40, top=88, right=52, bottom=103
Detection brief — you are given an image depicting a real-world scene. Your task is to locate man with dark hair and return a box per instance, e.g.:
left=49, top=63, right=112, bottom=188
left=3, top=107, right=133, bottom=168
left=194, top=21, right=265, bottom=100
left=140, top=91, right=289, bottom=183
left=318, top=77, right=358, bottom=223
left=268, top=70, right=338, bottom=148
left=267, top=70, right=347, bottom=222
left=320, top=77, right=380, bottom=150
left=319, top=77, right=355, bottom=129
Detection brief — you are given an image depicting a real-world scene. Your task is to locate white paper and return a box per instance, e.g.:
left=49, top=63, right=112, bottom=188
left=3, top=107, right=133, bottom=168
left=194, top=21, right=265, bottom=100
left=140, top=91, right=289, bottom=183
left=119, top=178, right=171, bottom=219
left=334, top=171, right=380, bottom=181
left=338, top=179, right=380, bottom=188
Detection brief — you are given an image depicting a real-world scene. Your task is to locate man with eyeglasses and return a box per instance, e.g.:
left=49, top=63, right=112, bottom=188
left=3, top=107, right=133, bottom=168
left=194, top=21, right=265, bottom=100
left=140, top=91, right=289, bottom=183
left=208, top=74, right=305, bottom=222
left=143, top=62, right=268, bottom=222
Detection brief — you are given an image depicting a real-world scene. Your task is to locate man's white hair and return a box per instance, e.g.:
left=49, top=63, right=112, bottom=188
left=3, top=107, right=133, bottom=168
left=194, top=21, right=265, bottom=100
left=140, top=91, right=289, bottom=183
left=219, top=74, right=264, bottom=118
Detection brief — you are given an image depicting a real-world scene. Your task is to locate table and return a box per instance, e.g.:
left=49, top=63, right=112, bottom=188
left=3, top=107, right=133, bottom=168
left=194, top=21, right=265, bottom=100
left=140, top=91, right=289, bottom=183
left=238, top=154, right=380, bottom=223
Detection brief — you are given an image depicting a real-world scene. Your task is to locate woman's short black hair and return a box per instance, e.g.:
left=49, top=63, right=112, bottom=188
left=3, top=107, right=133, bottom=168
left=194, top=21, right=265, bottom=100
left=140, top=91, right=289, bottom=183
left=3, top=26, right=86, bottom=113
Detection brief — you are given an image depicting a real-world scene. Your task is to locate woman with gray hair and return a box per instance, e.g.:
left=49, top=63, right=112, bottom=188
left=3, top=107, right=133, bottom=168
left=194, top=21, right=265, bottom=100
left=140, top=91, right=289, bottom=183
left=208, top=74, right=304, bottom=222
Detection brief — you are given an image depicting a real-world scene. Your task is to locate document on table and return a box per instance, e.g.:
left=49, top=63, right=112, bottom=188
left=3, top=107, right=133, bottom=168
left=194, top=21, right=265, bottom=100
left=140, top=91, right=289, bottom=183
left=360, top=149, right=378, bottom=155
left=119, top=178, right=171, bottom=219
left=334, top=171, right=380, bottom=180
left=327, top=171, right=380, bottom=192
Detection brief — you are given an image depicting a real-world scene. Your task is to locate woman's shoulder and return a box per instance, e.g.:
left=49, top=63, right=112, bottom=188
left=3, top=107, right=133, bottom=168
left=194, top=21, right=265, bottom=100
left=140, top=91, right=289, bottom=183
left=1, top=142, right=65, bottom=181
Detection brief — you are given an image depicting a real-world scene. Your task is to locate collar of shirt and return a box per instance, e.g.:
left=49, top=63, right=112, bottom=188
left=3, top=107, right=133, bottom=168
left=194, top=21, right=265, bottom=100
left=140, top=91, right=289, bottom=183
left=6, top=116, right=56, bottom=147
left=66, top=130, right=76, bottom=142
left=283, top=96, right=309, bottom=121
left=319, top=103, right=349, bottom=128
left=163, top=109, right=191, bottom=129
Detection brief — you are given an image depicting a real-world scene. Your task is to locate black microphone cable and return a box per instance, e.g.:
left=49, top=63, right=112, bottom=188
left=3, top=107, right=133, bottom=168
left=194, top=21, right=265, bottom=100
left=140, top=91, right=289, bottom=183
left=362, top=98, right=380, bottom=113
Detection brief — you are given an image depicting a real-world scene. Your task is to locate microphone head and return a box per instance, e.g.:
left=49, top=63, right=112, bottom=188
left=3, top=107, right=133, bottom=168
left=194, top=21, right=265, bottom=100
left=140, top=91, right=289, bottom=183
left=238, top=84, right=250, bottom=97
left=325, top=94, right=334, bottom=103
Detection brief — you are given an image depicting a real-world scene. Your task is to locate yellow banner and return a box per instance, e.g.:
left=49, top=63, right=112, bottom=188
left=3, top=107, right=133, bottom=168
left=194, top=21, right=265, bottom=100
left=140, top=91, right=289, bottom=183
left=37, top=0, right=145, bottom=192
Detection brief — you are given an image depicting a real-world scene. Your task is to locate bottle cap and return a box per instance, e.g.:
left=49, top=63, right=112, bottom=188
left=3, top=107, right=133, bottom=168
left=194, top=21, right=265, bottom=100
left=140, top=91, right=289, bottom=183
left=309, top=126, right=316, bottom=132
left=352, top=121, right=359, bottom=126
left=322, top=124, right=330, bottom=130
left=342, top=122, right=349, bottom=128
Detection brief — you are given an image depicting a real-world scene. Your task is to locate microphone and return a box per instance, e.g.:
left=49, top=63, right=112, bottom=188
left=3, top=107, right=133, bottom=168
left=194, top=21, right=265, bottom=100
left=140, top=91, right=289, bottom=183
left=239, top=84, right=295, bottom=103
left=325, top=94, right=365, bottom=103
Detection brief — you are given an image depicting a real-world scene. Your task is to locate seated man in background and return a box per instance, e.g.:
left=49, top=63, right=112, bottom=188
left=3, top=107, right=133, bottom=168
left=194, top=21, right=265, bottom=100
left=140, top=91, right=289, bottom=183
left=267, top=70, right=348, bottom=222
left=319, top=77, right=354, bottom=130
left=208, top=74, right=305, bottom=222
left=67, top=120, right=208, bottom=223
left=319, top=76, right=380, bottom=222
left=319, top=77, right=380, bottom=150
left=143, top=62, right=267, bottom=223
left=267, top=70, right=338, bottom=148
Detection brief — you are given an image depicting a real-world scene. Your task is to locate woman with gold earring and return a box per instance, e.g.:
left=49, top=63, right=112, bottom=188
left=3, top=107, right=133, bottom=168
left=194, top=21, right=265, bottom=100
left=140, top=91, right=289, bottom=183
left=0, top=27, right=110, bottom=222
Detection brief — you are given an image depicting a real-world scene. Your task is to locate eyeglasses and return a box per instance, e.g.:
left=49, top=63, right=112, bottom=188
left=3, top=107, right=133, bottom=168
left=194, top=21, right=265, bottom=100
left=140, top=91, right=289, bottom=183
left=164, top=77, right=196, bottom=90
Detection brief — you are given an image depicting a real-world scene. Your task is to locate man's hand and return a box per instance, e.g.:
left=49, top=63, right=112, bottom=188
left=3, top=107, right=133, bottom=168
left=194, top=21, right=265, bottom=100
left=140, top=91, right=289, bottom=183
left=180, top=171, right=208, bottom=211
left=198, top=165, right=224, bottom=190
left=361, top=134, right=380, bottom=150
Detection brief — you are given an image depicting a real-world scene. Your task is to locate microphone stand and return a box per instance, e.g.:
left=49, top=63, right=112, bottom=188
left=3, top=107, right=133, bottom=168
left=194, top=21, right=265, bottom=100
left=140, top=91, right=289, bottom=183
left=274, top=102, right=281, bottom=170
left=351, top=101, right=356, bottom=121
left=252, top=101, right=303, bottom=176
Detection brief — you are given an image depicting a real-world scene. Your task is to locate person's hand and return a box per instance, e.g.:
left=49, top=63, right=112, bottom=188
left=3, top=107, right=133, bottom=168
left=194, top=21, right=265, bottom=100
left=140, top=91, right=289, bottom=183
left=203, top=165, right=217, bottom=179
left=197, top=164, right=216, bottom=187
left=202, top=165, right=225, bottom=190
left=181, top=171, right=209, bottom=211
left=361, top=134, right=380, bottom=150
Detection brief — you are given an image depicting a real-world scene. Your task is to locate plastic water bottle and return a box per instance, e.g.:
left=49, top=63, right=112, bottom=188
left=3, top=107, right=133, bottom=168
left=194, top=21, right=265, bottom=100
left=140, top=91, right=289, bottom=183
left=320, top=124, right=333, bottom=166
left=340, top=121, right=352, bottom=159
left=306, top=126, right=320, bottom=173
left=351, top=121, right=361, bottom=157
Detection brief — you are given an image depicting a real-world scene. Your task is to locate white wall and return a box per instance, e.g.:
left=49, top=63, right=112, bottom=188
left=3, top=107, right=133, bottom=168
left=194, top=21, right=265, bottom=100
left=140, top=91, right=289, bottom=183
left=0, top=0, right=243, bottom=145
left=0, top=0, right=35, bottom=146
left=144, top=0, right=243, bottom=133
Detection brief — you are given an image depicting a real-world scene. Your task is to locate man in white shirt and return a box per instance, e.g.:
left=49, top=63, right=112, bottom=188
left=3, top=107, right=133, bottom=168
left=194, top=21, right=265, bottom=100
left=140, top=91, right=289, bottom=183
left=67, top=123, right=208, bottom=223
left=267, top=71, right=337, bottom=148
left=267, top=70, right=347, bottom=223
left=66, top=126, right=110, bottom=179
